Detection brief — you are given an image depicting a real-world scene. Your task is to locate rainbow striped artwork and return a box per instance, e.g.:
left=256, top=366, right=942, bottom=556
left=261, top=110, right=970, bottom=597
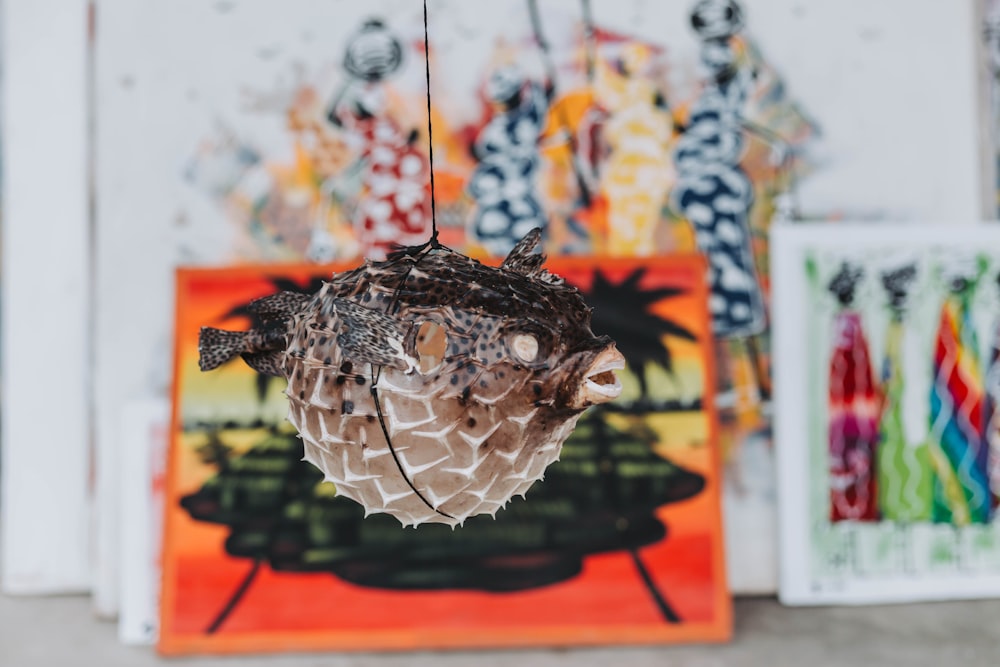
left=774, top=224, right=1000, bottom=606
left=928, top=287, right=991, bottom=525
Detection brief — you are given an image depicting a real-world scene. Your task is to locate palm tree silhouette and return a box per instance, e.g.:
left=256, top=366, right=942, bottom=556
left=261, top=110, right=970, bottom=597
left=584, top=268, right=698, bottom=406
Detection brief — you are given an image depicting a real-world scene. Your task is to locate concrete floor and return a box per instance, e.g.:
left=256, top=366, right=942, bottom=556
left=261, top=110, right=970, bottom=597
left=2, top=594, right=999, bottom=666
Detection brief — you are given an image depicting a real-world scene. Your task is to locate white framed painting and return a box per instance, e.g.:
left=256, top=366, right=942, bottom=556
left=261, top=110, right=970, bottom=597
left=773, top=222, right=1000, bottom=605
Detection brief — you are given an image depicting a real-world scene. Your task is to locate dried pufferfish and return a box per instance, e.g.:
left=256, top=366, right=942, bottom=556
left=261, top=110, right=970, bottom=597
left=199, top=230, right=625, bottom=527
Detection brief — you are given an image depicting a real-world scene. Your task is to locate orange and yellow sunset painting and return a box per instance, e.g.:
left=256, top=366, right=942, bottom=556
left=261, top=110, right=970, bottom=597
left=160, top=254, right=729, bottom=655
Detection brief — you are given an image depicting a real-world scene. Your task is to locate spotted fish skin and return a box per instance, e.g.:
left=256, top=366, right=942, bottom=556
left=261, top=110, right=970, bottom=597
left=200, top=229, right=623, bottom=527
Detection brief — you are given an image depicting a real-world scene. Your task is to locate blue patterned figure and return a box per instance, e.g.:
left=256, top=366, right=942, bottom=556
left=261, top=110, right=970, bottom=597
left=672, top=0, right=764, bottom=338
left=468, top=66, right=553, bottom=256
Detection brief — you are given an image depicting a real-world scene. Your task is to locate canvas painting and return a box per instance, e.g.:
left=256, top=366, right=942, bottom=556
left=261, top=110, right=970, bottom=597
left=118, top=399, right=170, bottom=644
left=159, top=255, right=728, bottom=654
left=773, top=223, right=1000, bottom=605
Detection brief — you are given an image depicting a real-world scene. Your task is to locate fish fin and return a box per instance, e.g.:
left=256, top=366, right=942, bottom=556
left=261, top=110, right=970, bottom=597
left=199, top=328, right=247, bottom=371
left=329, top=298, right=414, bottom=371
left=386, top=242, right=431, bottom=261
left=241, top=351, right=286, bottom=377
left=501, top=228, right=544, bottom=273
left=247, top=291, right=311, bottom=321
left=501, top=228, right=565, bottom=285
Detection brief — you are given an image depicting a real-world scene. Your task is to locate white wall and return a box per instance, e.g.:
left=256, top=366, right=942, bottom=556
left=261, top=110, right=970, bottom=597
left=1, top=0, right=92, bottom=594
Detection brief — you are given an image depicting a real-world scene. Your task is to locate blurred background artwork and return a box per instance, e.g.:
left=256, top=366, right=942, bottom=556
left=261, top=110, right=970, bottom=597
left=158, top=256, right=729, bottom=654
left=96, top=0, right=830, bottom=605
left=774, top=224, right=1000, bottom=605
left=2, top=0, right=991, bottom=656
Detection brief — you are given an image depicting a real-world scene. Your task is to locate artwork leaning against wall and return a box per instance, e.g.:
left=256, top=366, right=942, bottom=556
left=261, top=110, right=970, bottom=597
left=774, top=224, right=1000, bottom=606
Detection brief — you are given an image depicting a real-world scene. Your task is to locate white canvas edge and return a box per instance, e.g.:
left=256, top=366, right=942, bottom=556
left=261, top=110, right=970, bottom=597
left=772, top=220, right=1000, bottom=606
left=117, top=398, right=168, bottom=645
left=0, top=0, right=92, bottom=594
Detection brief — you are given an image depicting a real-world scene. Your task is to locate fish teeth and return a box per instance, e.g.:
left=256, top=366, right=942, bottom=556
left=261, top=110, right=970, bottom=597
left=588, top=356, right=626, bottom=376
left=584, top=377, right=623, bottom=398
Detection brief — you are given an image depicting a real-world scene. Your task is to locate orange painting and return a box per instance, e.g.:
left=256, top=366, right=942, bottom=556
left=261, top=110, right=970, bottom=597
left=160, top=255, right=730, bottom=655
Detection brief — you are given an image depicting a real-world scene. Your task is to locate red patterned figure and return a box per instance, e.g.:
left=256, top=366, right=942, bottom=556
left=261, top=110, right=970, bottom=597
left=321, top=19, right=430, bottom=259
left=827, top=263, right=880, bottom=522
left=330, top=87, right=433, bottom=259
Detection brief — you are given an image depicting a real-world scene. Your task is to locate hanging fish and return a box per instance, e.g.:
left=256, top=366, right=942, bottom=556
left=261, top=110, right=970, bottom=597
left=198, top=229, right=625, bottom=527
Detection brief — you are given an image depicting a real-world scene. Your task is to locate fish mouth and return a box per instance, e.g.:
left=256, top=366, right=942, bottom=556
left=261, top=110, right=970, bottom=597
left=574, top=345, right=625, bottom=407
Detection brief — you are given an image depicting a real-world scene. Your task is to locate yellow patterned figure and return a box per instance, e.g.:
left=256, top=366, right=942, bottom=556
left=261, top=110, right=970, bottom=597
left=595, top=44, right=674, bottom=257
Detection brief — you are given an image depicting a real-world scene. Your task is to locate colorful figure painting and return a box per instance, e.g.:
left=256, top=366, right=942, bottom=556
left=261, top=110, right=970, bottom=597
left=175, top=0, right=815, bottom=593
left=160, top=256, right=729, bottom=654
left=324, top=19, right=434, bottom=260
left=825, top=263, right=880, bottom=522
left=674, top=0, right=765, bottom=338
left=774, top=224, right=1000, bottom=605
left=467, top=69, right=552, bottom=255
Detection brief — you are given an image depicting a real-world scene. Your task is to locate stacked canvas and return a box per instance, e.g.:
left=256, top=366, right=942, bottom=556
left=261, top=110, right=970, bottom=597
left=159, top=258, right=729, bottom=652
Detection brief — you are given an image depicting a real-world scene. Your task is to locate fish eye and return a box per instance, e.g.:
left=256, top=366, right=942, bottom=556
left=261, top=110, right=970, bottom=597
left=415, top=320, right=447, bottom=373
left=511, top=333, right=539, bottom=363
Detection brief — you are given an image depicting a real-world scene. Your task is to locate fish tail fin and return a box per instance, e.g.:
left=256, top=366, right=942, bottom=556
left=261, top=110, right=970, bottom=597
left=199, top=327, right=247, bottom=371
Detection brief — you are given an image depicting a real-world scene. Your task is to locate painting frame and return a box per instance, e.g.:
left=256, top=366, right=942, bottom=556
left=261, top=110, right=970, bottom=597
left=158, top=254, right=730, bottom=654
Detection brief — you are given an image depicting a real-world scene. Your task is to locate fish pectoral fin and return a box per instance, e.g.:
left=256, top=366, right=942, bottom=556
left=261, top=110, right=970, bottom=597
left=241, top=351, right=286, bottom=377
left=330, top=298, right=415, bottom=372
left=247, top=291, right=311, bottom=321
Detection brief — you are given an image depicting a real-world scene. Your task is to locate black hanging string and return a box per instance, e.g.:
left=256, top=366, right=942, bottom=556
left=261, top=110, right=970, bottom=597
left=527, top=0, right=595, bottom=207
left=422, top=0, right=440, bottom=246
left=371, top=383, right=456, bottom=521
left=366, top=0, right=454, bottom=522
left=580, top=0, right=596, bottom=82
